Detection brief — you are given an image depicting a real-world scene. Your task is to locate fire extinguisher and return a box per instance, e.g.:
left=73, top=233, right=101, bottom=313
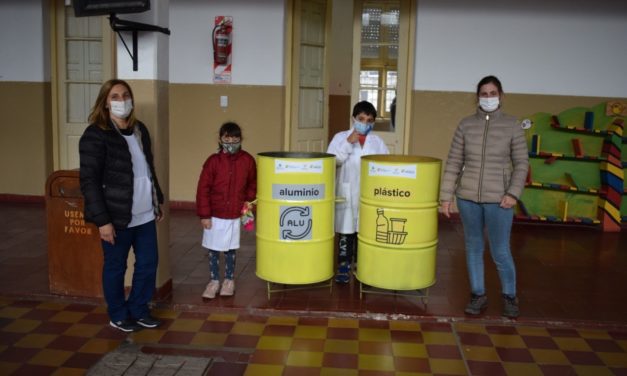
left=212, top=20, right=231, bottom=65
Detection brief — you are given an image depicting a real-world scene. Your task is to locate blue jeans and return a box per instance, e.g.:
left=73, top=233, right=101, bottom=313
left=456, top=198, right=516, bottom=297
left=101, top=220, right=158, bottom=322
left=209, top=249, right=236, bottom=280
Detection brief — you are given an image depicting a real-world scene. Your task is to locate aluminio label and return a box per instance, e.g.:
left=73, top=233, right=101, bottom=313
left=272, top=184, right=325, bottom=200
left=368, top=162, right=417, bottom=179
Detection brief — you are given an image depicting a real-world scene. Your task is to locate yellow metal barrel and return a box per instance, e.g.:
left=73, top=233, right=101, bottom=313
left=356, top=155, right=442, bottom=290
left=256, top=152, right=336, bottom=284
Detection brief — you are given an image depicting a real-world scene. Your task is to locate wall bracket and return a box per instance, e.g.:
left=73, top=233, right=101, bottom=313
left=109, top=14, right=171, bottom=71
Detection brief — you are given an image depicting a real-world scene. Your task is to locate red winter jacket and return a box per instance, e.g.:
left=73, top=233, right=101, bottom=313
left=196, top=149, right=257, bottom=219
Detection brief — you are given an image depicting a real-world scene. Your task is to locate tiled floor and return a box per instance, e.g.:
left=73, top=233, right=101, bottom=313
left=1, top=296, right=627, bottom=375
left=1, top=201, right=627, bottom=375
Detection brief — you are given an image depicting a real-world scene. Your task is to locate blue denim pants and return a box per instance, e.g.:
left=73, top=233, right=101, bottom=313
left=456, top=198, right=516, bottom=297
left=101, top=220, right=158, bottom=322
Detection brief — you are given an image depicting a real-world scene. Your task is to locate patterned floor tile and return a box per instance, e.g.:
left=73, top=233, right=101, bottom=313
left=286, top=350, right=324, bottom=367
left=26, top=348, right=73, bottom=367
left=1, top=296, right=627, bottom=375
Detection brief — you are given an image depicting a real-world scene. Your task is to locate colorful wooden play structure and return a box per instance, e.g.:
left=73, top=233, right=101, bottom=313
left=517, top=101, right=627, bottom=231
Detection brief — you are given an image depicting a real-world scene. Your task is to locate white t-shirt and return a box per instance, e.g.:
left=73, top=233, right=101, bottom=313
left=122, top=134, right=155, bottom=228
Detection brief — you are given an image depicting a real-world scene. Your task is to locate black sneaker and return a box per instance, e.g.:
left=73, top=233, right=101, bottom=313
left=136, top=315, right=161, bottom=328
left=502, top=295, right=519, bottom=318
left=109, top=320, right=142, bottom=332
left=464, top=294, right=488, bottom=315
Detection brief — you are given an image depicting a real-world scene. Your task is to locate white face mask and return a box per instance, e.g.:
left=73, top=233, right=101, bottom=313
left=479, top=97, right=500, bottom=112
left=109, top=99, right=133, bottom=118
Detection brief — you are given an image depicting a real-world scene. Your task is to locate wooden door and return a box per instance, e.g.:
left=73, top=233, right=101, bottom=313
left=54, top=2, right=113, bottom=169
left=289, top=0, right=330, bottom=152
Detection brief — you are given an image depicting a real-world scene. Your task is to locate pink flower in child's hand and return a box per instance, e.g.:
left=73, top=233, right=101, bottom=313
left=241, top=202, right=255, bottom=232
left=243, top=220, right=255, bottom=231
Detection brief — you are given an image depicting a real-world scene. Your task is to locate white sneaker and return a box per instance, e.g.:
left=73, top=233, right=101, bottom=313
left=220, top=279, right=235, bottom=296
left=202, top=280, right=220, bottom=299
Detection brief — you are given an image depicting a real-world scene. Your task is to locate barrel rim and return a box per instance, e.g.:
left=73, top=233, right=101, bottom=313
left=258, top=151, right=336, bottom=159
left=361, top=154, right=442, bottom=163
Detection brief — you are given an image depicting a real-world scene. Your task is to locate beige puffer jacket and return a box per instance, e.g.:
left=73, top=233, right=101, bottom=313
left=439, top=108, right=529, bottom=203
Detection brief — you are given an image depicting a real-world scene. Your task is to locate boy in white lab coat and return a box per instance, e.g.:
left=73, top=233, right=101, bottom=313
left=327, top=101, right=389, bottom=283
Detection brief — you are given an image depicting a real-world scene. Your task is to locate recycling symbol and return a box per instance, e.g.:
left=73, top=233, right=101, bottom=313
left=279, top=206, right=313, bottom=240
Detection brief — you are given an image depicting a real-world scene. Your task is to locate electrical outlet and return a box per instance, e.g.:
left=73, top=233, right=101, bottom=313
left=220, top=96, right=228, bottom=108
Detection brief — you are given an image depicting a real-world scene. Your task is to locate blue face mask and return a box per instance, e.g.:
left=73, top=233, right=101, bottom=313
left=354, top=121, right=373, bottom=135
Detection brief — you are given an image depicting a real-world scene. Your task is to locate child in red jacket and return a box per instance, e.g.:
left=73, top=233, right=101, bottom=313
left=196, top=122, right=257, bottom=299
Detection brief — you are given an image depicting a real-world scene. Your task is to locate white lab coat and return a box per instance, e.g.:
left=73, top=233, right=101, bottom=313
left=327, top=128, right=389, bottom=234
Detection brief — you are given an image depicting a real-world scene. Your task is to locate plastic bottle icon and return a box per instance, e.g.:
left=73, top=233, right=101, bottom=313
left=376, top=208, right=389, bottom=243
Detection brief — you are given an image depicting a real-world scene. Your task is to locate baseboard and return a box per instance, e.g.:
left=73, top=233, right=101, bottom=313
left=0, top=194, right=45, bottom=204
left=154, top=278, right=172, bottom=301
left=169, top=200, right=195, bottom=211
left=0, top=194, right=196, bottom=212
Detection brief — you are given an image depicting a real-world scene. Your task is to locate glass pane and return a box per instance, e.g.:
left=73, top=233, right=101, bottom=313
left=385, top=90, right=395, bottom=114
left=360, top=1, right=400, bottom=132
left=361, top=45, right=380, bottom=59
left=386, top=71, right=397, bottom=88
left=359, top=89, right=378, bottom=105
left=381, top=9, right=399, bottom=43
left=360, top=70, right=379, bottom=88
left=387, top=45, right=398, bottom=60
left=361, top=6, right=381, bottom=44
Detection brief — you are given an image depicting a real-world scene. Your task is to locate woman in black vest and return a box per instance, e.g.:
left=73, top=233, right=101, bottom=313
left=79, top=79, right=164, bottom=332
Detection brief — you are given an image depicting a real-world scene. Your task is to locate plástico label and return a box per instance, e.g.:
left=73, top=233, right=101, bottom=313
left=275, top=159, right=323, bottom=174
left=368, top=162, right=417, bottom=179
left=272, top=184, right=325, bottom=200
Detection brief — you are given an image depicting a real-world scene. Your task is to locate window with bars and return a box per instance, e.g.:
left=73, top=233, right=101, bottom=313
left=359, top=2, right=399, bottom=127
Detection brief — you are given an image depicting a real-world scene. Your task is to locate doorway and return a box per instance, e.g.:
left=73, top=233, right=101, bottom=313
left=287, top=0, right=415, bottom=154
left=351, top=0, right=414, bottom=154
left=287, top=0, right=331, bottom=152
left=52, top=1, right=114, bottom=169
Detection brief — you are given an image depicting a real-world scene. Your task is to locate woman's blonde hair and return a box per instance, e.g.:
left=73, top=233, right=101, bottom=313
left=88, top=79, right=137, bottom=129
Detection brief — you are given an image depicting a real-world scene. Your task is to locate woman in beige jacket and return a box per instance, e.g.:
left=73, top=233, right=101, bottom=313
left=440, top=76, right=529, bottom=318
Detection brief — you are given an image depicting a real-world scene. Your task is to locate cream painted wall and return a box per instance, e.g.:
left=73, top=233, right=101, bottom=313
left=328, top=0, right=353, bottom=96
left=0, top=0, right=49, bottom=82
left=414, top=0, right=627, bottom=97
left=169, top=84, right=284, bottom=202
left=0, top=82, right=51, bottom=196
left=409, top=90, right=627, bottom=163
left=169, top=0, right=284, bottom=85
